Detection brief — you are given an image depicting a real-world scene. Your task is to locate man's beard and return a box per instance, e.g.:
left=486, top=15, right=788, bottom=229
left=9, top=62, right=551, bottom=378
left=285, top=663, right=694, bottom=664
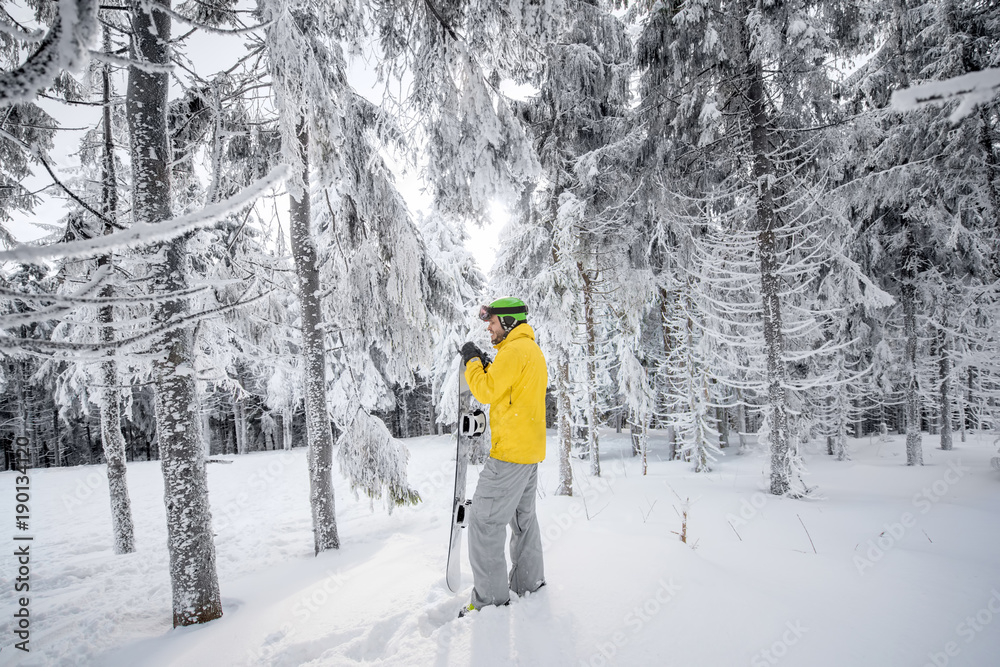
left=490, top=329, right=506, bottom=345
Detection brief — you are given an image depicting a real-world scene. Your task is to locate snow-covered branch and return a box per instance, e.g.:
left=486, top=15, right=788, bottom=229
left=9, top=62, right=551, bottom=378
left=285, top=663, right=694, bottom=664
left=891, top=68, right=1000, bottom=123
left=88, top=50, right=173, bottom=74
left=137, top=0, right=274, bottom=36
left=0, top=0, right=99, bottom=107
left=0, top=166, right=288, bottom=265
left=0, top=287, right=275, bottom=358
left=0, top=265, right=110, bottom=330
left=0, top=19, right=45, bottom=43
left=0, top=283, right=209, bottom=307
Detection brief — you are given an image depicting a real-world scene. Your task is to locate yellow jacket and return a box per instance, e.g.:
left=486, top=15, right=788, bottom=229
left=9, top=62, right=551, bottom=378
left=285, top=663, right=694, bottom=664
left=464, top=323, right=548, bottom=464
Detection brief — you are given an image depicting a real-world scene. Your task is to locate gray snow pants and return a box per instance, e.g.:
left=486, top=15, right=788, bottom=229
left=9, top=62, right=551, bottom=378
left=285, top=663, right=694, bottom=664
left=468, top=456, right=545, bottom=609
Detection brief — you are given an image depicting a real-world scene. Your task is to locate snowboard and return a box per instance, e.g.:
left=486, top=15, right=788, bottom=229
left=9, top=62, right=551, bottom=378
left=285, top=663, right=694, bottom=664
left=446, top=361, right=485, bottom=593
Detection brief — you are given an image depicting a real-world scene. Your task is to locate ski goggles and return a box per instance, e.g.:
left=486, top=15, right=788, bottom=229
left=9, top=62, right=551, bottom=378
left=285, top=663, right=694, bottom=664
left=478, top=304, right=528, bottom=321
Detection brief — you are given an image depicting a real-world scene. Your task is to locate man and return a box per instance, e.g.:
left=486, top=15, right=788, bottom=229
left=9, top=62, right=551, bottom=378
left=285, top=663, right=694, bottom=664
left=459, top=297, right=548, bottom=615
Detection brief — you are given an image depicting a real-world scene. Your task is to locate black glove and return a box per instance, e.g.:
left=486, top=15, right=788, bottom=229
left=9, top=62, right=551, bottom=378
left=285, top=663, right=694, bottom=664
left=460, top=341, right=486, bottom=367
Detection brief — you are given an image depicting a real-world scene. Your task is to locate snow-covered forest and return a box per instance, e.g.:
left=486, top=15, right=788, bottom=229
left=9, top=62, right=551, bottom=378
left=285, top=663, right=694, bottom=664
left=1, top=0, right=999, bottom=660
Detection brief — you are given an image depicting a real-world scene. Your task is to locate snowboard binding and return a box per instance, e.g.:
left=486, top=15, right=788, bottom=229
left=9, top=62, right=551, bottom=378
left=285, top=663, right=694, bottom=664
left=460, top=410, right=486, bottom=437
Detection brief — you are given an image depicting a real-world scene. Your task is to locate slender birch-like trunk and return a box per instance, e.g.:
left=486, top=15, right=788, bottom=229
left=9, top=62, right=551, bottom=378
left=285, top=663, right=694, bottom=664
left=98, top=24, right=134, bottom=555
left=938, top=320, right=952, bottom=451
left=287, top=118, right=340, bottom=554
left=234, top=400, right=248, bottom=455
left=199, top=386, right=212, bottom=457
left=282, top=408, right=293, bottom=451
left=901, top=278, right=923, bottom=465
left=127, top=0, right=221, bottom=626
left=555, top=351, right=573, bottom=496
left=579, top=263, right=600, bottom=476
left=735, top=389, right=748, bottom=453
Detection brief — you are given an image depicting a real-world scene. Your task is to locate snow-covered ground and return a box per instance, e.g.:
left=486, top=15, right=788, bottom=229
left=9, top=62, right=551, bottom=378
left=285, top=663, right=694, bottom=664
left=2, top=429, right=999, bottom=666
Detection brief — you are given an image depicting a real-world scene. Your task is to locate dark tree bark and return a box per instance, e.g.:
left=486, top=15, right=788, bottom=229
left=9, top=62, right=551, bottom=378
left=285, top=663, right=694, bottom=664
left=938, top=317, right=952, bottom=451
left=747, top=61, right=792, bottom=495
left=579, top=262, right=600, bottom=477
left=127, top=0, right=221, bottom=626
left=901, top=276, right=923, bottom=465
left=979, top=107, right=1000, bottom=272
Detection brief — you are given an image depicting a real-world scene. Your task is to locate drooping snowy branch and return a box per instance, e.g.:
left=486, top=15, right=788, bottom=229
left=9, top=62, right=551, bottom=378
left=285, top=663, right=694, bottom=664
left=0, top=286, right=274, bottom=358
left=891, top=68, right=1000, bottom=123
left=0, top=166, right=287, bottom=264
left=0, top=283, right=209, bottom=307
left=0, top=264, right=110, bottom=329
left=337, top=409, right=421, bottom=512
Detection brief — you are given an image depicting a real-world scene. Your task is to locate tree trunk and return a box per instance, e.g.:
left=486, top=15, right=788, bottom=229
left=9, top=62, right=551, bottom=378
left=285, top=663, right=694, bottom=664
left=835, top=392, right=849, bottom=461
left=684, top=285, right=712, bottom=473
left=747, top=61, right=792, bottom=495
left=100, top=354, right=136, bottom=554
left=282, top=407, right=294, bottom=450
left=234, top=400, right=248, bottom=455
left=128, top=0, right=221, bottom=626
left=641, top=426, right=648, bottom=476
left=826, top=396, right=836, bottom=455
left=400, top=390, right=410, bottom=439
left=51, top=408, right=59, bottom=467
left=963, top=367, right=974, bottom=442
left=658, top=286, right=677, bottom=450
left=225, top=414, right=235, bottom=455
left=97, top=24, right=135, bottom=555
left=901, top=280, right=923, bottom=465
left=287, top=118, right=340, bottom=554
left=17, top=364, right=34, bottom=467
left=735, top=390, right=748, bottom=452
left=717, top=404, right=730, bottom=449
left=579, top=263, right=600, bottom=476
left=555, top=352, right=573, bottom=496
left=928, top=332, right=939, bottom=436
left=958, top=393, right=967, bottom=444
left=938, top=321, right=952, bottom=450
left=201, top=396, right=212, bottom=457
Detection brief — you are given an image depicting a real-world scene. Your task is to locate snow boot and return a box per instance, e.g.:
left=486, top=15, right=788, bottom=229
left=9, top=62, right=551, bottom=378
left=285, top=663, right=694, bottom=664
left=458, top=600, right=510, bottom=618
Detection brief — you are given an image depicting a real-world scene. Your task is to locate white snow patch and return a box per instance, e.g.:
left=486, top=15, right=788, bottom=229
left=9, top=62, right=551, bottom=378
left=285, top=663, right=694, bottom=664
left=2, top=430, right=999, bottom=665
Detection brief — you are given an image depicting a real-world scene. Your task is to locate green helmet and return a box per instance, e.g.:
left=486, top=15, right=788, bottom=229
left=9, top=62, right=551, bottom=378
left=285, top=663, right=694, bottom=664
left=479, top=297, right=528, bottom=332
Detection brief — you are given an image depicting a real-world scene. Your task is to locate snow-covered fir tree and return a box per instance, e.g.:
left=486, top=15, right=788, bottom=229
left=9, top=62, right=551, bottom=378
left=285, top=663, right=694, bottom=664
left=494, top=0, right=634, bottom=486
left=630, top=0, right=886, bottom=494
left=836, top=0, right=1000, bottom=464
